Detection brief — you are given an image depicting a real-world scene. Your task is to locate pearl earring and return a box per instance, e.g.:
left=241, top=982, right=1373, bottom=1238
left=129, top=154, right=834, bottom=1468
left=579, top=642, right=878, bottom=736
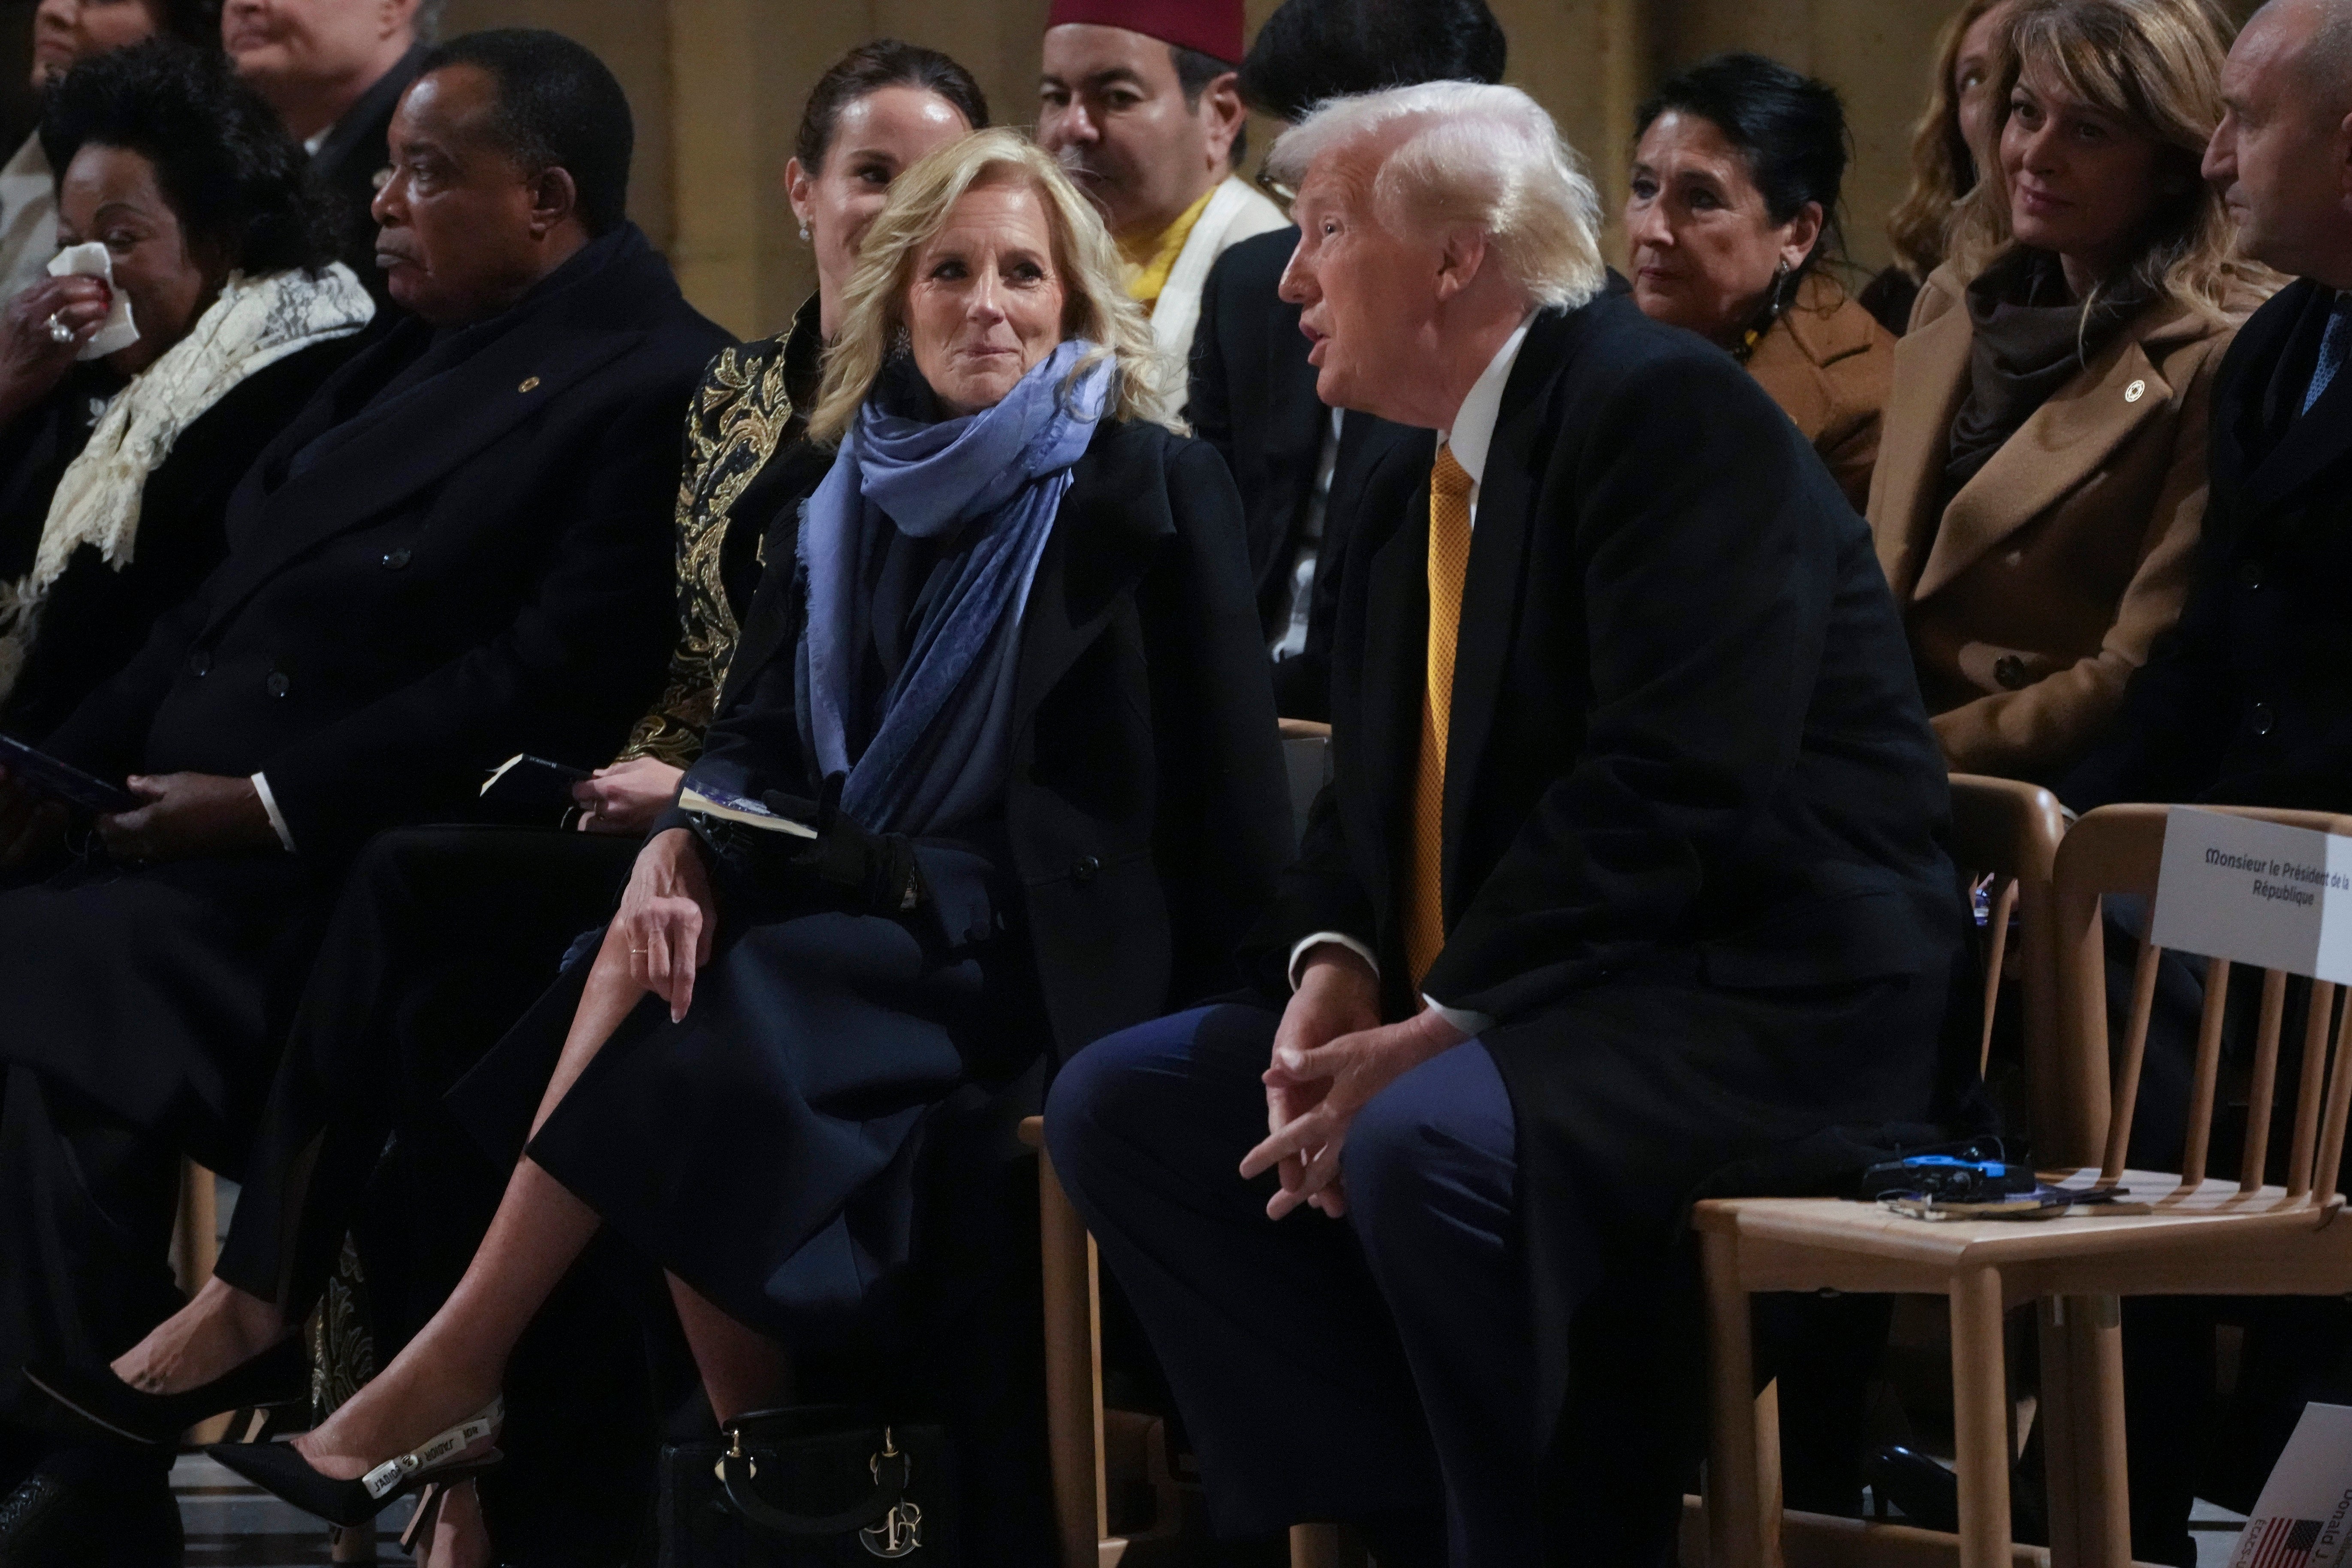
left=799, top=222, right=811, bottom=243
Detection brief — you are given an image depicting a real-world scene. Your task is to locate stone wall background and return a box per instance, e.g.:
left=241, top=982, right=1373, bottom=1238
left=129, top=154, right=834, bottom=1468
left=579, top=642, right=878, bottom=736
left=0, top=0, right=2270, bottom=339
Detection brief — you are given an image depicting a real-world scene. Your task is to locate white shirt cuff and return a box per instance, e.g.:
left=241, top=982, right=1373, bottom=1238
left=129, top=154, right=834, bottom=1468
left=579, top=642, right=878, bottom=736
left=1421, top=996, right=1493, bottom=1037
left=1288, top=932, right=1378, bottom=991
left=250, top=772, right=295, bottom=852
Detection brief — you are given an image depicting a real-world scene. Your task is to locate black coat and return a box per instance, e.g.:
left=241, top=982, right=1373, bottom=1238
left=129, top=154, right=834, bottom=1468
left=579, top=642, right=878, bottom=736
left=310, top=44, right=424, bottom=313
left=1186, top=226, right=1425, bottom=720
left=0, top=338, right=361, bottom=739
left=2063, top=279, right=2352, bottom=813
left=3, top=225, right=724, bottom=1166
left=685, top=417, right=1297, bottom=1064
left=1251, top=296, right=1965, bottom=1480
left=47, top=224, right=732, bottom=859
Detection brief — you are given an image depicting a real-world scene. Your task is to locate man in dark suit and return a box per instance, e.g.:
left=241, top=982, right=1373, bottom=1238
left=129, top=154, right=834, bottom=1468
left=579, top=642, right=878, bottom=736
left=0, top=29, right=726, bottom=1554
left=2058, top=2, right=2352, bottom=1559
left=1189, top=0, right=1505, bottom=720
left=1047, top=82, right=1963, bottom=1565
left=224, top=0, right=437, bottom=308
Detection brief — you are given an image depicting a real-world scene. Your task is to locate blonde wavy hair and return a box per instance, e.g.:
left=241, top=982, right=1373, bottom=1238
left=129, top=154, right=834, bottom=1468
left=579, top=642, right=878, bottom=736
left=807, top=129, right=1166, bottom=445
left=1885, top=0, right=2013, bottom=280
left=1946, top=0, right=2277, bottom=325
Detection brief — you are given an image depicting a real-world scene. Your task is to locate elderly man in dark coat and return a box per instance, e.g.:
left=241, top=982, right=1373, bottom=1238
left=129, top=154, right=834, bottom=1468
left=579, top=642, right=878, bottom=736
left=1046, top=83, right=1965, bottom=1567
left=2056, top=1, right=2352, bottom=1559
left=0, top=28, right=726, bottom=1553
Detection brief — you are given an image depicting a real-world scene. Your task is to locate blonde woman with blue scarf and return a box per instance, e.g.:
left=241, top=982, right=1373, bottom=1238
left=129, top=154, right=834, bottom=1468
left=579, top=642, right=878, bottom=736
left=212, top=128, right=1294, bottom=1547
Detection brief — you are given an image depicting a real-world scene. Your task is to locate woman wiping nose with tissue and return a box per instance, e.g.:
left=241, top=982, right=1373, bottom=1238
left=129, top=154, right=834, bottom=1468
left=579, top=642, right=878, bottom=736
left=0, top=38, right=372, bottom=757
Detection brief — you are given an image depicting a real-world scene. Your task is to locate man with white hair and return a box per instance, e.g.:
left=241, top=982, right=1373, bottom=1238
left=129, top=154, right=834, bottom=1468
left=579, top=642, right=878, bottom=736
left=1047, top=83, right=1965, bottom=1564
left=224, top=0, right=441, bottom=307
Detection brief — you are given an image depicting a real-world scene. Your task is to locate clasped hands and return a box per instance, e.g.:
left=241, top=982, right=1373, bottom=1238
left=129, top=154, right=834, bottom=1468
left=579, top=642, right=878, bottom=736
left=1239, top=947, right=1469, bottom=1222
left=0, top=767, right=278, bottom=868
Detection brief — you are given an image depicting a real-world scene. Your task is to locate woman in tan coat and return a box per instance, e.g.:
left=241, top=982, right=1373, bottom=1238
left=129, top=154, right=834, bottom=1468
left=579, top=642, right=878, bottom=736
left=1627, top=52, right=1894, bottom=511
left=1867, top=0, right=2273, bottom=784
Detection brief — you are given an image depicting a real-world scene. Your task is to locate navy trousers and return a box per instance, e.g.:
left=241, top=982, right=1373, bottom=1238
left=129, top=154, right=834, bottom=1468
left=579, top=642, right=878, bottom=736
left=1046, top=1003, right=1587, bottom=1566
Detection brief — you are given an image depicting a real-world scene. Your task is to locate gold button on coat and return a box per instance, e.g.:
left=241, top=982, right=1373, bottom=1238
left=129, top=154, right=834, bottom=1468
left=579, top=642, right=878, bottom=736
left=518, top=376, right=541, bottom=394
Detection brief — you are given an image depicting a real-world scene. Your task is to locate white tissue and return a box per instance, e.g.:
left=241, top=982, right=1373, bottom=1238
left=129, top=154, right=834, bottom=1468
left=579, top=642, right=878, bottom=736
left=45, top=241, right=141, bottom=361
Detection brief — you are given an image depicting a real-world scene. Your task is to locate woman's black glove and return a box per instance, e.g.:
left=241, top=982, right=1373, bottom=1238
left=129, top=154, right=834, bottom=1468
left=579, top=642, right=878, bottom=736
left=763, top=772, right=926, bottom=916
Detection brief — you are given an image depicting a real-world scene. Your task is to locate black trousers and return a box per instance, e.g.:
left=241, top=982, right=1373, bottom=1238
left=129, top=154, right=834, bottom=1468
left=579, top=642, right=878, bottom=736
left=0, top=1067, right=184, bottom=1472
left=213, top=824, right=660, bottom=1564
left=0, top=848, right=322, bottom=1469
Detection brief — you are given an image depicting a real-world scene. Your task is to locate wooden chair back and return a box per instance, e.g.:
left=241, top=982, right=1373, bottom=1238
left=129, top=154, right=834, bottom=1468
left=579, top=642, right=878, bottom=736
left=1946, top=775, right=2070, bottom=1149
left=2053, top=804, right=2352, bottom=1206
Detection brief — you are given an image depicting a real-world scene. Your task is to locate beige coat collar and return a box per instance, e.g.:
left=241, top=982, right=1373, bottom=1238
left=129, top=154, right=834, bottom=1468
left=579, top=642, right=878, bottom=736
left=1874, top=263, right=2214, bottom=602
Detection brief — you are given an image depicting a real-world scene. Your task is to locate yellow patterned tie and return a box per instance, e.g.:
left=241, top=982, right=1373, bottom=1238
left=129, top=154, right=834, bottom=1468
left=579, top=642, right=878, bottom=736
left=1405, top=444, right=1474, bottom=987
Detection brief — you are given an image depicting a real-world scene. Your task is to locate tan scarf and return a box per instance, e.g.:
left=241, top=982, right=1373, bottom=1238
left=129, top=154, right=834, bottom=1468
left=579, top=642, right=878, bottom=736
left=0, top=262, right=374, bottom=702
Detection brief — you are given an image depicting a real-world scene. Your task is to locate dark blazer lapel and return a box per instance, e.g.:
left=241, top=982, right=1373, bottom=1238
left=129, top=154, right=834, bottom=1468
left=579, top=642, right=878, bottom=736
left=1440, top=327, right=1557, bottom=908
left=711, top=516, right=806, bottom=718
left=2240, top=285, right=2352, bottom=513
left=200, top=324, right=642, bottom=634
left=1012, top=435, right=1169, bottom=737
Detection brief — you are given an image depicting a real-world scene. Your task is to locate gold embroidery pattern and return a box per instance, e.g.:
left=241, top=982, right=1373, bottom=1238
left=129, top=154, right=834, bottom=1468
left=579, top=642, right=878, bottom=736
left=619, top=332, right=805, bottom=766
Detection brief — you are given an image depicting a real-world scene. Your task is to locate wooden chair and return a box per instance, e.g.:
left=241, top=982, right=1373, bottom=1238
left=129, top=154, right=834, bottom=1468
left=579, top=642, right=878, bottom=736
left=1019, top=719, right=1346, bottom=1568
left=1697, top=801, right=2352, bottom=1568
left=1693, top=774, right=2069, bottom=1568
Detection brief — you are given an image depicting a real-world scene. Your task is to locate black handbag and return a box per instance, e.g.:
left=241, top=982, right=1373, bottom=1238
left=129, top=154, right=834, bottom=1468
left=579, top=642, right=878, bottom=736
left=658, top=1406, right=956, bottom=1566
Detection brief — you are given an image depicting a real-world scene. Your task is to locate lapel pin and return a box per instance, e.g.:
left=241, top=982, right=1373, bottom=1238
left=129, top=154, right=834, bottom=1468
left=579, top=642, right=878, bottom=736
left=2125, top=380, right=2146, bottom=403
left=518, top=376, right=542, bottom=394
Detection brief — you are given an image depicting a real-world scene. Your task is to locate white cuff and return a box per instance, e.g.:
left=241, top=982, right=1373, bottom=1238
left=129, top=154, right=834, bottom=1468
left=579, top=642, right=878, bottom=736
left=250, top=772, right=295, bottom=852
left=1288, top=932, right=1378, bottom=991
left=1420, top=995, right=1493, bottom=1037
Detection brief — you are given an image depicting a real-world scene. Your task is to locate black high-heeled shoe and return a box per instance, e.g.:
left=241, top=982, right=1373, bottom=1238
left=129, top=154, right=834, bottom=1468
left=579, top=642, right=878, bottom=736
left=208, top=1398, right=504, bottom=1529
left=23, top=1336, right=309, bottom=1447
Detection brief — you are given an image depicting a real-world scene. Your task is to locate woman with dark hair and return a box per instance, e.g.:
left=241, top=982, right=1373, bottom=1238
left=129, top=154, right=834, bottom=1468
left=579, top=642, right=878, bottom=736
left=1625, top=52, right=1894, bottom=510
left=0, top=0, right=224, bottom=299
left=0, top=37, right=367, bottom=742
left=1867, top=0, right=2272, bottom=783
left=1860, top=0, right=2020, bottom=335
left=23, top=39, right=984, bottom=1567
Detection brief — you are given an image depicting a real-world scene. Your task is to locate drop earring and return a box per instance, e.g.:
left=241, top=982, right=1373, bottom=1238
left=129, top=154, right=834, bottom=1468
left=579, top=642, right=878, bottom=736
left=799, top=221, right=811, bottom=243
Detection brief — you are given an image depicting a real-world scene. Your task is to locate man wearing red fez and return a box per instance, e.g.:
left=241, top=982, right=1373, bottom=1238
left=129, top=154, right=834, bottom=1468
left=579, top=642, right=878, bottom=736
left=1041, top=0, right=1287, bottom=421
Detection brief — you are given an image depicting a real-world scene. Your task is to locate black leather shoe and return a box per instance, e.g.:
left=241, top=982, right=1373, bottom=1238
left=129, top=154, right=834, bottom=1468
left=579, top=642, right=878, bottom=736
left=208, top=1398, right=503, bottom=1529
left=0, top=1460, right=182, bottom=1567
left=1865, top=1444, right=2047, bottom=1545
left=23, top=1336, right=308, bottom=1447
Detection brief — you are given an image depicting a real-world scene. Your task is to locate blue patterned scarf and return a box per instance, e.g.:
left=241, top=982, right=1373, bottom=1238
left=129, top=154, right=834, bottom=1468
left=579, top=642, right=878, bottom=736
left=799, top=340, right=1113, bottom=835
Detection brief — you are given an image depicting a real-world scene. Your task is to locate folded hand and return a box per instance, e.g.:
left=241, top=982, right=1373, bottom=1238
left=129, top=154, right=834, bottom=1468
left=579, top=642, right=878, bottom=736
left=614, top=826, right=717, bottom=1022
left=1242, top=1003, right=1470, bottom=1221
left=97, top=773, right=280, bottom=862
left=573, top=756, right=682, bottom=835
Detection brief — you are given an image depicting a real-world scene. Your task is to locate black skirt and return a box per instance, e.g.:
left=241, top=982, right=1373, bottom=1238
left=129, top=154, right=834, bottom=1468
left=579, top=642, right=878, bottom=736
left=453, top=841, right=1043, bottom=1345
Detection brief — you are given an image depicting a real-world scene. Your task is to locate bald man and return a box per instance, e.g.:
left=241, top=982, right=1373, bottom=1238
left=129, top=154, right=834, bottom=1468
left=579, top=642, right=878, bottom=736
left=2059, top=1, right=2352, bottom=1559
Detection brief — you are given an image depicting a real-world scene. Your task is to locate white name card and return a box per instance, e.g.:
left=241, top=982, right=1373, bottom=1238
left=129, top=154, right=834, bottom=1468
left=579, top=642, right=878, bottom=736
left=2226, top=1402, right=2352, bottom=1568
left=2150, top=808, right=2352, bottom=985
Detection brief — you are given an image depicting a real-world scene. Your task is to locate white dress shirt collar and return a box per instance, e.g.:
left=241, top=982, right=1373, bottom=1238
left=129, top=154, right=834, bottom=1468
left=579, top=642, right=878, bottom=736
left=1439, top=312, right=1535, bottom=505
